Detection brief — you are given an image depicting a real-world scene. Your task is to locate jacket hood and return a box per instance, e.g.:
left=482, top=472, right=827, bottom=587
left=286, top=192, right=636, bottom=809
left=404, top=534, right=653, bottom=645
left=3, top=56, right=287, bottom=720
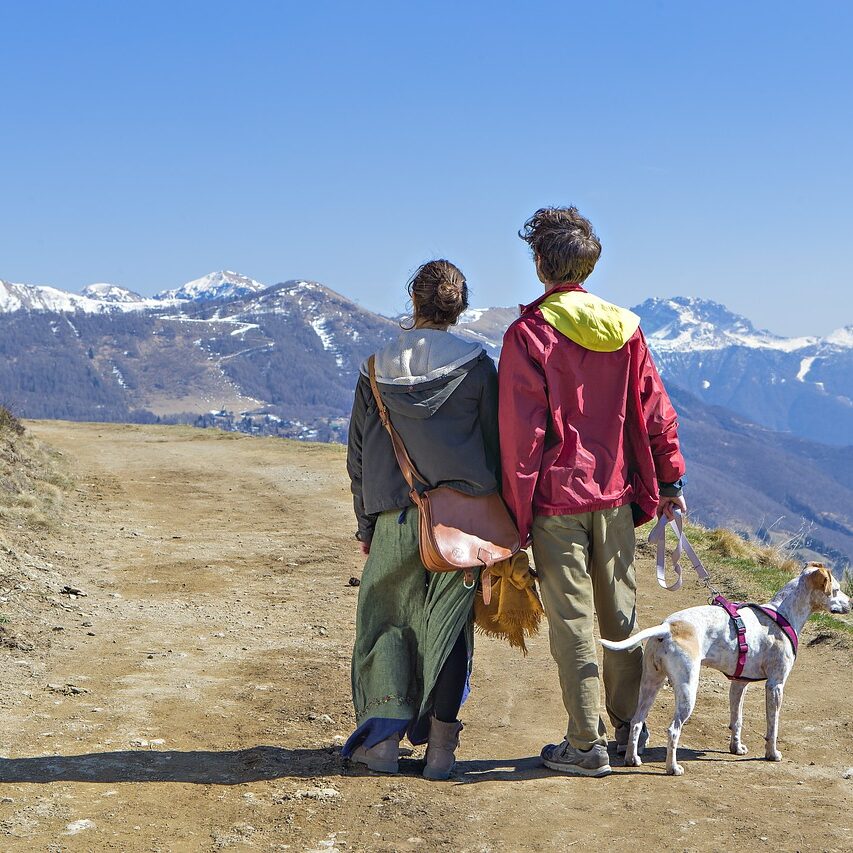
left=360, top=329, right=485, bottom=420
left=538, top=289, right=640, bottom=352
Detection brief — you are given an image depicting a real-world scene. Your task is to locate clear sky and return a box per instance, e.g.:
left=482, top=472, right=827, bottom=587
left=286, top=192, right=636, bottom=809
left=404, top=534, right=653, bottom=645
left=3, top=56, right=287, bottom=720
left=1, top=1, right=851, bottom=336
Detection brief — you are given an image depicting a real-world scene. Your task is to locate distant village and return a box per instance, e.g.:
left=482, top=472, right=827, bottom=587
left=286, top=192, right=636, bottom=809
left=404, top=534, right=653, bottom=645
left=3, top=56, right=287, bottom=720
left=195, top=407, right=349, bottom=443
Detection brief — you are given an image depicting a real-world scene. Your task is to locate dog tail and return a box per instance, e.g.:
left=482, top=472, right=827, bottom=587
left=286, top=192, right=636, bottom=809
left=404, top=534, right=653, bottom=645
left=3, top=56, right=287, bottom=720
left=600, top=623, right=671, bottom=651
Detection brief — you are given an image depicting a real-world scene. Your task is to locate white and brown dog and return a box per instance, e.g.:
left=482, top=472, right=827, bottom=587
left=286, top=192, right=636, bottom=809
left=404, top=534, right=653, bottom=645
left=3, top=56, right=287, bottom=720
left=601, top=563, right=850, bottom=775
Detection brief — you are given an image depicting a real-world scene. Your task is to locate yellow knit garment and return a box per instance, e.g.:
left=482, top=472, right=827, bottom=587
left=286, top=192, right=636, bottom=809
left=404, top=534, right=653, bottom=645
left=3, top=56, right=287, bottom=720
left=474, top=551, right=544, bottom=655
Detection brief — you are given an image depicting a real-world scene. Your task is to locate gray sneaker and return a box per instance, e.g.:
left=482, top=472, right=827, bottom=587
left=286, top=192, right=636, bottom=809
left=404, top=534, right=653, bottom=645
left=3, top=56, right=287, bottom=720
left=540, top=740, right=612, bottom=777
left=614, top=723, right=649, bottom=756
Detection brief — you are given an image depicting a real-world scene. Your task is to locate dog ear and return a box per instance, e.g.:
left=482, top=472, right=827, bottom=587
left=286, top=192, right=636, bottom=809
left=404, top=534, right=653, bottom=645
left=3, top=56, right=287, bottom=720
left=806, top=564, right=833, bottom=595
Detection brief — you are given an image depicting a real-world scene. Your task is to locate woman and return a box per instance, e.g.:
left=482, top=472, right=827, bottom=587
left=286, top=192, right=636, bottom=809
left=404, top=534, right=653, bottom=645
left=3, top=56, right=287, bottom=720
left=342, top=259, right=499, bottom=780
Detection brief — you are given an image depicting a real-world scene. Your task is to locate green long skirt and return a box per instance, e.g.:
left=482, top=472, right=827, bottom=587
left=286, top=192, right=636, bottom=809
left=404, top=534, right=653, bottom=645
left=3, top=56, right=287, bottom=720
left=343, top=506, right=476, bottom=753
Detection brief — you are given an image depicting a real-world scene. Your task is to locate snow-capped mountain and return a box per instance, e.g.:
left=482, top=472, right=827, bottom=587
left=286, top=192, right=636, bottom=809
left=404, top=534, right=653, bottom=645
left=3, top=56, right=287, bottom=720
left=635, top=297, right=819, bottom=352
left=0, top=270, right=267, bottom=314
left=188, top=279, right=399, bottom=373
left=0, top=278, right=154, bottom=314
left=81, top=283, right=145, bottom=304
left=3, top=268, right=848, bottom=445
left=156, top=270, right=267, bottom=302
left=631, top=297, right=853, bottom=447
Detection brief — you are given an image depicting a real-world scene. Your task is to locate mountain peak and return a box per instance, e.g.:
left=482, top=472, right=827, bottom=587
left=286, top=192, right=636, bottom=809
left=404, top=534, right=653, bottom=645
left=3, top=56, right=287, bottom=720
left=0, top=278, right=92, bottom=314
left=825, top=325, right=853, bottom=348
left=631, top=296, right=818, bottom=352
left=156, top=271, right=267, bottom=302
left=81, top=283, right=144, bottom=303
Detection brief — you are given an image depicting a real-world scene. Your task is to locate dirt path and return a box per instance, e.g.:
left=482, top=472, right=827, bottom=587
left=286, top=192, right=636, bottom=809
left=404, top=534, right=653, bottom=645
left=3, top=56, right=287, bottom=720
left=1, top=421, right=850, bottom=853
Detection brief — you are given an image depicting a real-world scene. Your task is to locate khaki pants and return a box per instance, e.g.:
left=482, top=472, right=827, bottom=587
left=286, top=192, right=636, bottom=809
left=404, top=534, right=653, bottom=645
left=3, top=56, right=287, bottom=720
left=532, top=505, right=643, bottom=750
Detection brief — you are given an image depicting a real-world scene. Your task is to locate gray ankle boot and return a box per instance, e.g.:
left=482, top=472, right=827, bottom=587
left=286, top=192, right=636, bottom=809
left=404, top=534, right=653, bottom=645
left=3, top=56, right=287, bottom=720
left=351, top=733, right=400, bottom=773
left=423, top=718, right=463, bottom=781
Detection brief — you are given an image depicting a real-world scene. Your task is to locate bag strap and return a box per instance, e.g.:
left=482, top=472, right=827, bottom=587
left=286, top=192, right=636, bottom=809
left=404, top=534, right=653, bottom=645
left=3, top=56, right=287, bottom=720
left=648, top=510, right=710, bottom=591
left=367, top=355, right=430, bottom=492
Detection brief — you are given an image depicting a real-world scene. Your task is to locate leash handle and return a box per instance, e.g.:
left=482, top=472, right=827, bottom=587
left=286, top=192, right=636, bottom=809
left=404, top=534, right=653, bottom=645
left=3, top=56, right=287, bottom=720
left=648, top=510, right=710, bottom=591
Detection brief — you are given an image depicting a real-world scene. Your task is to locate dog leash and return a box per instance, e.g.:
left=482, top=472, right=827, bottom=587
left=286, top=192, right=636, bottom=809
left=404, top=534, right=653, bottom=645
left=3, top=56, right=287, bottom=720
left=648, top=510, right=716, bottom=594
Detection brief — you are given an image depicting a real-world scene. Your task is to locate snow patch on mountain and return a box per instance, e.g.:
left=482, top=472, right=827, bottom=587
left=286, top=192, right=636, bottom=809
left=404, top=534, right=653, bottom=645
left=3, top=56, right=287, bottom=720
left=157, top=271, right=267, bottom=302
left=229, top=322, right=260, bottom=337
left=311, top=317, right=345, bottom=368
left=796, top=356, right=816, bottom=382
left=460, top=308, right=487, bottom=324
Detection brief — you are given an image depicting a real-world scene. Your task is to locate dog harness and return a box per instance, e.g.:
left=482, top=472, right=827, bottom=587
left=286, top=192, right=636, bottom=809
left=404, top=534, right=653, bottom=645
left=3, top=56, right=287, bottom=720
left=648, top=513, right=799, bottom=682
left=711, top=595, right=799, bottom=681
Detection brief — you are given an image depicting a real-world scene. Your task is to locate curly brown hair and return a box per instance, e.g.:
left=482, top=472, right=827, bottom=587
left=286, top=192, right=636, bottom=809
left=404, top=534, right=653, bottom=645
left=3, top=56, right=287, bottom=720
left=519, top=206, right=601, bottom=284
left=403, top=259, right=469, bottom=328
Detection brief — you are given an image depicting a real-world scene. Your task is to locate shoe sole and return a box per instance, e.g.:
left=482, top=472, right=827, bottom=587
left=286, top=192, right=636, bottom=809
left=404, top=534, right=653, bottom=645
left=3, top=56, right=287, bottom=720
left=542, top=758, right=612, bottom=777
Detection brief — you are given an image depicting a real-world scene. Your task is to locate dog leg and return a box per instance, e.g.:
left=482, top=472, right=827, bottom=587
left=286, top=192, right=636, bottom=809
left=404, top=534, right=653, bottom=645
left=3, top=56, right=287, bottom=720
left=728, top=680, right=749, bottom=755
left=625, top=659, right=665, bottom=767
left=666, top=667, right=699, bottom=776
left=764, top=680, right=784, bottom=761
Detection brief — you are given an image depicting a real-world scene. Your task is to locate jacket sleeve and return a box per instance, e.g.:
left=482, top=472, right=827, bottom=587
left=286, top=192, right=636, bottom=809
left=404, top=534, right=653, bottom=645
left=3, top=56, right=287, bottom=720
left=498, top=323, right=548, bottom=547
left=478, top=355, right=501, bottom=489
left=636, top=331, right=686, bottom=485
left=346, top=375, right=376, bottom=543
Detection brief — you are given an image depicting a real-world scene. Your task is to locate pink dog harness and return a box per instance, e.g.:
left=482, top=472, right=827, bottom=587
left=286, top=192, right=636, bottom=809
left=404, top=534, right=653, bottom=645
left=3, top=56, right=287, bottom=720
left=712, top=594, right=799, bottom=681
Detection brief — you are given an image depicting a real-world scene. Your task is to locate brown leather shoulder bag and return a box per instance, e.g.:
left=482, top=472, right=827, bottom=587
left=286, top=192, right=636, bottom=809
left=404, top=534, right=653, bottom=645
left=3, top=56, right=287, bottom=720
left=367, top=355, right=520, bottom=591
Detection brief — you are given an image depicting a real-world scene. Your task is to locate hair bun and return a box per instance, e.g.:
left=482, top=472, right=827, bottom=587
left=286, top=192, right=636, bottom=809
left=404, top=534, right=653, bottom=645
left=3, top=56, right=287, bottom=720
left=435, top=280, right=463, bottom=310
left=405, top=259, right=469, bottom=327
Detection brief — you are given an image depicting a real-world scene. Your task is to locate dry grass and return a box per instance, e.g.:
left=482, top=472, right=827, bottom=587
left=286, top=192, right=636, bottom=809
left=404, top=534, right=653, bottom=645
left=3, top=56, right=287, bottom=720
left=0, top=408, right=71, bottom=530
left=700, top=526, right=799, bottom=573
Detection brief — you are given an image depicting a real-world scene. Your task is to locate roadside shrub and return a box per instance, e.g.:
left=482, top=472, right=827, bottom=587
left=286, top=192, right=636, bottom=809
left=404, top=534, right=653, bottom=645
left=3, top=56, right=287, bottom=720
left=0, top=406, right=69, bottom=529
left=0, top=405, right=25, bottom=436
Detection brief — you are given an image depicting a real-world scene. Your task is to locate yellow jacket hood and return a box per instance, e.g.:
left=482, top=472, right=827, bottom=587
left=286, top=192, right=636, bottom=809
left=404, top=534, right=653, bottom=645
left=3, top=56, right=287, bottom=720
left=539, top=289, right=640, bottom=352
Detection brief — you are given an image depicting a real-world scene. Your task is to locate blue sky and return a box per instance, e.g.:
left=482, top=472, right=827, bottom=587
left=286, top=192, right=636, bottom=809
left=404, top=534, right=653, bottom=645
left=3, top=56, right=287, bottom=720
left=1, top=1, right=850, bottom=335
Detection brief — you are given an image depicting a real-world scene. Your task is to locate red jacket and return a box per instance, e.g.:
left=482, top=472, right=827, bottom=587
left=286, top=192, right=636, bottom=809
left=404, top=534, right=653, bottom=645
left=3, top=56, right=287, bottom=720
left=498, top=283, right=685, bottom=546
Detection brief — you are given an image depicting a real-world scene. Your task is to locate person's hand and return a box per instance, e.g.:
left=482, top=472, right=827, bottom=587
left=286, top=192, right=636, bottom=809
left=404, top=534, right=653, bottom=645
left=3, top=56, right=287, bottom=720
left=657, top=495, right=687, bottom=521
left=359, top=541, right=371, bottom=557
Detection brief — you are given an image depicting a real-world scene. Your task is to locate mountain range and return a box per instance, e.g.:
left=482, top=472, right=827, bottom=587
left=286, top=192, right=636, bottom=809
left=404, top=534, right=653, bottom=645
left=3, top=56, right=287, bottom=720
left=1, top=270, right=850, bottom=566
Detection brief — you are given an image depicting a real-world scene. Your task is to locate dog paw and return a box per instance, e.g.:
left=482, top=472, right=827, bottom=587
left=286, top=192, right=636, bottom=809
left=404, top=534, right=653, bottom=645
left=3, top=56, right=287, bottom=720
left=730, top=743, right=748, bottom=756
left=765, top=749, right=782, bottom=762
left=623, top=754, right=642, bottom=768
left=666, top=763, right=684, bottom=776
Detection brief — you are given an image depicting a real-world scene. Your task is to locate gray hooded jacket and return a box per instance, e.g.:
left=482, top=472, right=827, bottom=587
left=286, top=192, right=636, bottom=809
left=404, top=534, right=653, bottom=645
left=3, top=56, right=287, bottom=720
left=347, top=329, right=500, bottom=543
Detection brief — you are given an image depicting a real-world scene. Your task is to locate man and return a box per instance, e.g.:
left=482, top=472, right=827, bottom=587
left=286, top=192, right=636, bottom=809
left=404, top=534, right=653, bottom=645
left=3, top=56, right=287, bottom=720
left=499, top=206, right=686, bottom=777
